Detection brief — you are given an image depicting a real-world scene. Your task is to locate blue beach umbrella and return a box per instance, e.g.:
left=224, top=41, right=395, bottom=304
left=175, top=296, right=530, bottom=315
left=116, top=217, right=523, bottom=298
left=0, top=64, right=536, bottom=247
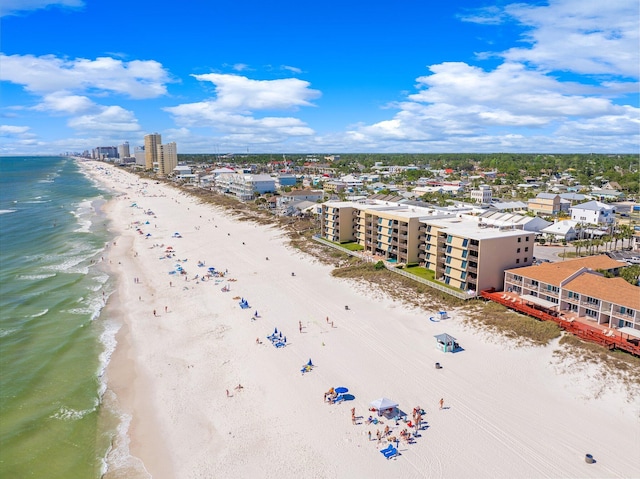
left=335, top=387, right=348, bottom=394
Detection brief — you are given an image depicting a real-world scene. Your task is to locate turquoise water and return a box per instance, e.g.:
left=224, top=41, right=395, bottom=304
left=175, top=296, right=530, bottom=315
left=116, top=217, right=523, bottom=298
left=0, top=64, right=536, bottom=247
left=0, top=157, right=116, bottom=478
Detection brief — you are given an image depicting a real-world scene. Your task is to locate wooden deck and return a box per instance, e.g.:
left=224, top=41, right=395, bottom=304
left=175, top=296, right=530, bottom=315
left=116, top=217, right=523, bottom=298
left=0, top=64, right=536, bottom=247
left=480, top=290, right=640, bottom=357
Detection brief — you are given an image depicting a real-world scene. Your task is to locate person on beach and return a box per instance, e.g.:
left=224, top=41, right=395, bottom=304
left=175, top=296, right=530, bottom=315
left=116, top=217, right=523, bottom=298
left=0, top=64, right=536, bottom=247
left=226, top=389, right=230, bottom=397
left=439, top=398, right=444, bottom=410
left=384, top=425, right=390, bottom=437
left=299, top=321, right=302, bottom=333
left=164, top=306, right=168, bottom=313
left=376, top=430, right=381, bottom=444
left=153, top=309, right=157, bottom=317
left=351, top=407, right=356, bottom=425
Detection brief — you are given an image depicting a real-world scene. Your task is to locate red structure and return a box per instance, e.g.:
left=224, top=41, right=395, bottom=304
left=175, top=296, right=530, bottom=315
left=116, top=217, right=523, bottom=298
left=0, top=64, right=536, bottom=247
left=481, top=289, right=640, bottom=357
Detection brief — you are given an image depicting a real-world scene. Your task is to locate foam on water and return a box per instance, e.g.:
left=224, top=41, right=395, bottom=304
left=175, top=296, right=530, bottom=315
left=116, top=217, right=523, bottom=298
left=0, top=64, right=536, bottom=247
left=30, top=309, right=49, bottom=318
left=17, top=273, right=57, bottom=280
left=0, top=209, right=17, bottom=214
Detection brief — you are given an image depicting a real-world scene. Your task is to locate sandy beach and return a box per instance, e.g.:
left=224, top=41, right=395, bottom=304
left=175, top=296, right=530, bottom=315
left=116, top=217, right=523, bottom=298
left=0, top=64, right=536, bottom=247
left=81, top=161, right=640, bottom=479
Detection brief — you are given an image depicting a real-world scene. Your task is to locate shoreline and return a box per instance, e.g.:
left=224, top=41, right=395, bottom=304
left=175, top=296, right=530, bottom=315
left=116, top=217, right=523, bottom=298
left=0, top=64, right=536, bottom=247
left=80, top=160, right=640, bottom=479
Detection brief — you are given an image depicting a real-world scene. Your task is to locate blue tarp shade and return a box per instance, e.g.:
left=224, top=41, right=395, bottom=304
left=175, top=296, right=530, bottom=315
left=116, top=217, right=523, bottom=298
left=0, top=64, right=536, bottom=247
left=434, top=333, right=457, bottom=352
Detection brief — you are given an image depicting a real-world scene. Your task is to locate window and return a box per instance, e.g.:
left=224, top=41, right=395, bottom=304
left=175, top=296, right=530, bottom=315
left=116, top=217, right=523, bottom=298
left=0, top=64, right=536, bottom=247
left=526, top=236, right=530, bottom=242
left=426, top=234, right=432, bottom=242
left=524, top=258, right=528, bottom=262
left=461, top=271, right=467, bottom=279
left=586, top=309, right=598, bottom=318
left=462, top=250, right=468, bottom=258
left=517, top=248, right=521, bottom=253
left=426, top=244, right=431, bottom=251
left=445, top=266, right=451, bottom=274
left=427, top=225, right=432, bottom=232
left=525, top=247, right=529, bottom=252
left=461, top=260, right=467, bottom=269
left=531, top=280, right=539, bottom=287
left=518, top=237, right=522, bottom=243
left=446, top=246, right=452, bottom=254
left=462, top=238, right=468, bottom=247
left=586, top=297, right=599, bottom=306
left=447, top=235, right=453, bottom=244
left=446, top=256, right=452, bottom=264
left=516, top=258, right=520, bottom=264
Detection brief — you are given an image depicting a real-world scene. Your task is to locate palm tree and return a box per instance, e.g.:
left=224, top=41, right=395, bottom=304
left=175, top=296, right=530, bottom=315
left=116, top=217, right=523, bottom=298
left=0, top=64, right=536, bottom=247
left=619, top=224, right=634, bottom=249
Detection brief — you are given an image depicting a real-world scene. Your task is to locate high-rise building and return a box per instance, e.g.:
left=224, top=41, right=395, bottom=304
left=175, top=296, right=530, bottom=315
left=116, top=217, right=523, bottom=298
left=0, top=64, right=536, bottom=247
left=144, top=133, right=161, bottom=170
left=157, top=142, right=177, bottom=176
left=93, top=146, right=118, bottom=159
left=134, top=146, right=146, bottom=166
left=118, top=142, right=130, bottom=159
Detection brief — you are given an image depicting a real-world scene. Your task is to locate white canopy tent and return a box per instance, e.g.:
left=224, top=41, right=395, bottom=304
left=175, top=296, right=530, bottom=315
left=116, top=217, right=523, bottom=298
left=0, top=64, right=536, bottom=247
left=370, top=397, right=398, bottom=416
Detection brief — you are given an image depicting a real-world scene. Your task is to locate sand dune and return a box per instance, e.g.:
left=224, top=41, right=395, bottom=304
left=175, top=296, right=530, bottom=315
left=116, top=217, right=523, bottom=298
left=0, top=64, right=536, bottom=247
left=81, top=161, right=640, bottom=479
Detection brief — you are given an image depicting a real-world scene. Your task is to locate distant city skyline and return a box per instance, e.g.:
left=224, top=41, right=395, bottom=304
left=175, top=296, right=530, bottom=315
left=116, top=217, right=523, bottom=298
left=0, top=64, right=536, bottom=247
left=0, top=0, right=638, bottom=155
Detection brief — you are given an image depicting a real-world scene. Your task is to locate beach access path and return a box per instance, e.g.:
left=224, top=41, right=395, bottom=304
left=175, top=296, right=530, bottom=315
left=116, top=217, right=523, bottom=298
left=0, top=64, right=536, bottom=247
left=82, top=161, right=640, bottom=479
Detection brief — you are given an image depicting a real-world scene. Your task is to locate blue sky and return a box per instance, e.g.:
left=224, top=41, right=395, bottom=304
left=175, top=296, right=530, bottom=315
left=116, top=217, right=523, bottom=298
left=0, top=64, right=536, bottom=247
left=1, top=0, right=638, bottom=154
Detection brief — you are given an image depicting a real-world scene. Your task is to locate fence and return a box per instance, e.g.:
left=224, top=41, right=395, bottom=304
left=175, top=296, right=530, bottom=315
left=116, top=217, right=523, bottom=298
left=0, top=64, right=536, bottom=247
left=312, top=236, right=473, bottom=300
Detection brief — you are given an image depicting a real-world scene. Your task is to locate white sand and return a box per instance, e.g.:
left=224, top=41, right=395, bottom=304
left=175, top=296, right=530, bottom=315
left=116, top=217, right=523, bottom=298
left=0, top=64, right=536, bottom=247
left=81, top=161, right=640, bottom=479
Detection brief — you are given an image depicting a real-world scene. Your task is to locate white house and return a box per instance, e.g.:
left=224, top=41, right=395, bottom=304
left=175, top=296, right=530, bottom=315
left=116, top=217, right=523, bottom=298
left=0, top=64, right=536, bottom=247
left=539, top=220, right=579, bottom=241
left=570, top=200, right=616, bottom=226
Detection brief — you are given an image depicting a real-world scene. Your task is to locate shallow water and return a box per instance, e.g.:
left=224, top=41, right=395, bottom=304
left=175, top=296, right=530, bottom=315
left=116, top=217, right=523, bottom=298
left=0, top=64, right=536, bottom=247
left=0, top=157, right=117, bottom=478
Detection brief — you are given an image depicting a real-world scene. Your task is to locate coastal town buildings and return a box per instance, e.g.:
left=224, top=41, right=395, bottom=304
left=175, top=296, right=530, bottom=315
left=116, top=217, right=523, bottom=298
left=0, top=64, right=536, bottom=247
left=215, top=173, right=276, bottom=200
left=503, top=256, right=638, bottom=332
left=321, top=200, right=534, bottom=295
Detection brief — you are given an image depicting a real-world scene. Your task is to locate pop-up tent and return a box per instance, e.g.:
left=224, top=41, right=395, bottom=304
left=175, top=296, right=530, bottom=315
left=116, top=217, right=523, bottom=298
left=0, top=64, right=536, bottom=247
left=370, top=397, right=398, bottom=416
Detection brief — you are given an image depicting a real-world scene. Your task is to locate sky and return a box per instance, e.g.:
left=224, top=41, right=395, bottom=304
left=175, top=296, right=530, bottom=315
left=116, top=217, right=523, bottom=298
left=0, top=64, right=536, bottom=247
left=0, top=0, right=638, bottom=155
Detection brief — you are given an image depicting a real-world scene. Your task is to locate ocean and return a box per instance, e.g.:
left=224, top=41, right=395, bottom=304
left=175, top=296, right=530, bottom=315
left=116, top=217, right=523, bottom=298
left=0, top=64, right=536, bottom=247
left=0, top=156, right=118, bottom=478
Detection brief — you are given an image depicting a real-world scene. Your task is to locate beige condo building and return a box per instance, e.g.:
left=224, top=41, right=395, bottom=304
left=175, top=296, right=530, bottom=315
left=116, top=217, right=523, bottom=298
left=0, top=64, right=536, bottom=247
left=157, top=141, right=177, bottom=177
left=144, top=133, right=161, bottom=170
left=321, top=201, right=533, bottom=295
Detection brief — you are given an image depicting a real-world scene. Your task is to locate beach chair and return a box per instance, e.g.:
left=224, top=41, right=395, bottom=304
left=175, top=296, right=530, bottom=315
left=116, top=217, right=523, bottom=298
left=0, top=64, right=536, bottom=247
left=380, top=444, right=398, bottom=459
left=274, top=341, right=286, bottom=348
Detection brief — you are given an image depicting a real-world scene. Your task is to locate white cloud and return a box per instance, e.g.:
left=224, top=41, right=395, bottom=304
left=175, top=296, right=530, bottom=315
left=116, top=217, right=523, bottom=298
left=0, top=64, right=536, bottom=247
left=342, top=0, right=638, bottom=153
left=189, top=73, right=320, bottom=111
left=0, top=125, right=32, bottom=136
left=0, top=54, right=171, bottom=99
left=164, top=74, right=319, bottom=146
left=465, top=0, right=639, bottom=78
left=68, top=106, right=141, bottom=133
left=33, top=92, right=95, bottom=114
left=232, top=63, right=250, bottom=72
left=1, top=0, right=83, bottom=17
left=344, top=60, right=637, bottom=152
left=281, top=65, right=302, bottom=74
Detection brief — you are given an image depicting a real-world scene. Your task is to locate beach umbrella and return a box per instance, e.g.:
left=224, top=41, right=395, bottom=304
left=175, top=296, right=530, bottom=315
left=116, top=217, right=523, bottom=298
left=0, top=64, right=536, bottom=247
left=146, top=233, right=151, bottom=237
left=307, top=359, right=314, bottom=367
left=335, top=387, right=348, bottom=394
left=274, top=328, right=278, bottom=334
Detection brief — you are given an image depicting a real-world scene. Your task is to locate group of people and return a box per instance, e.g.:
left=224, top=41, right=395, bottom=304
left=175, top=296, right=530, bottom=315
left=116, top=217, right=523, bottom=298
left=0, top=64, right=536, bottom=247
left=324, top=388, right=338, bottom=403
